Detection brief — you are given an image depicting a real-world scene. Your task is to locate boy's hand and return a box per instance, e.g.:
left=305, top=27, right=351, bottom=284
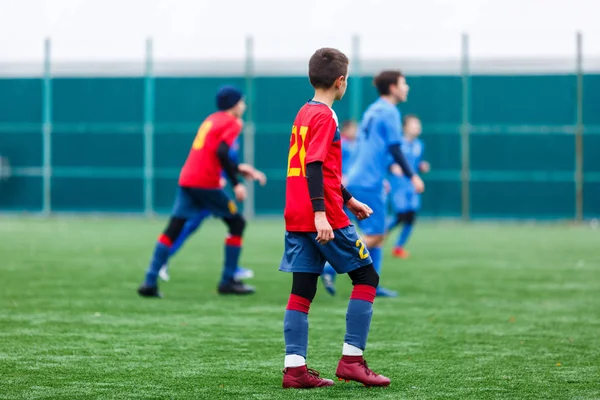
left=233, top=183, right=247, bottom=202
left=238, top=163, right=267, bottom=186
left=390, top=164, right=403, bottom=176
left=314, top=212, right=334, bottom=245
left=346, top=198, right=373, bottom=221
left=419, top=161, right=431, bottom=173
left=411, top=175, right=425, bottom=193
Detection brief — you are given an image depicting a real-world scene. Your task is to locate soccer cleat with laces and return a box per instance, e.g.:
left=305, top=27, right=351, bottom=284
left=335, top=355, right=391, bottom=387
left=282, top=365, right=335, bottom=389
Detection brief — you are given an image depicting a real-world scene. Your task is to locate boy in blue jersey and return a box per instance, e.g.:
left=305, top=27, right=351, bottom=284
left=324, top=70, right=424, bottom=298
left=158, top=136, right=266, bottom=283
left=387, top=115, right=430, bottom=259
left=340, top=120, right=358, bottom=180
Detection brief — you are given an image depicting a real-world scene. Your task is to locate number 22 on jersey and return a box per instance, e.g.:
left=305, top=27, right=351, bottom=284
left=192, top=121, right=214, bottom=150
left=287, top=125, right=308, bottom=177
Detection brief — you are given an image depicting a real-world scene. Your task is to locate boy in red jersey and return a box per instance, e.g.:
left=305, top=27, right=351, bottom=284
left=280, top=48, right=391, bottom=389
left=138, top=86, right=264, bottom=297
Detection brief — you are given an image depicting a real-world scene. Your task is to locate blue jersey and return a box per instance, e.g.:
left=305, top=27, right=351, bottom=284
left=341, top=138, right=358, bottom=176
left=389, top=137, right=424, bottom=191
left=345, top=98, right=403, bottom=191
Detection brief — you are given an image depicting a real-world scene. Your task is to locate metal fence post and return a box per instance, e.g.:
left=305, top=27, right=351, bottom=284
left=460, top=33, right=471, bottom=221
left=575, top=31, right=584, bottom=222
left=143, top=38, right=155, bottom=216
left=243, top=35, right=256, bottom=220
left=351, top=34, right=363, bottom=122
left=42, top=38, right=52, bottom=216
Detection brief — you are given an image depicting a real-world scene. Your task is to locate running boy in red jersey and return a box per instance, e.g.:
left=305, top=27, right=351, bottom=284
left=138, top=86, right=263, bottom=297
left=279, top=48, right=391, bottom=389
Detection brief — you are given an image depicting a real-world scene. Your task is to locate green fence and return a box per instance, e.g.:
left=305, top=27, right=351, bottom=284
left=0, top=36, right=599, bottom=220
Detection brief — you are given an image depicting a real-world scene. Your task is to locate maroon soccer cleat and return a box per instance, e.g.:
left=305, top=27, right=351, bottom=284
left=335, top=355, right=391, bottom=387
left=282, top=365, right=335, bottom=389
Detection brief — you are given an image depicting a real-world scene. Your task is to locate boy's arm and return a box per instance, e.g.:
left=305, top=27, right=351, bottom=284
left=381, top=110, right=414, bottom=178
left=340, top=184, right=352, bottom=204
left=216, top=141, right=240, bottom=187
left=306, top=162, right=325, bottom=212
left=388, top=144, right=414, bottom=178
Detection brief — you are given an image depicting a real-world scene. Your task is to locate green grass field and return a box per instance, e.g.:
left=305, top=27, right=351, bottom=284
left=1, top=216, right=599, bottom=399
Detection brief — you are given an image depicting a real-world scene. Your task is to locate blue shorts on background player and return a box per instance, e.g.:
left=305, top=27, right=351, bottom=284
left=387, top=115, right=430, bottom=259
left=324, top=70, right=425, bottom=298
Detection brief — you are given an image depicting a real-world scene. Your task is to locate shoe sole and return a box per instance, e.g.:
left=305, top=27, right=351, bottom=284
left=138, top=292, right=163, bottom=298
left=217, top=290, right=255, bottom=295
left=282, top=381, right=334, bottom=389
left=336, top=375, right=391, bottom=387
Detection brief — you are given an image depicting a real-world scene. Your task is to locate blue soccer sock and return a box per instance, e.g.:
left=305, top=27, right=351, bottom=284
left=284, top=295, right=311, bottom=361
left=144, top=234, right=172, bottom=287
left=396, top=224, right=414, bottom=248
left=343, top=285, right=376, bottom=352
left=221, top=235, right=242, bottom=285
left=169, top=210, right=209, bottom=257
left=370, top=246, right=383, bottom=275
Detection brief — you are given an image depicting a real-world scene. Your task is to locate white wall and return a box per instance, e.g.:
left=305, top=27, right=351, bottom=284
left=1, top=0, right=599, bottom=64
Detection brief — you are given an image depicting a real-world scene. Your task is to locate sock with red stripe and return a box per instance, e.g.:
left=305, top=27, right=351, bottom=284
left=221, top=235, right=242, bottom=285
left=144, top=234, right=172, bottom=287
left=343, top=284, right=376, bottom=353
left=284, top=294, right=311, bottom=364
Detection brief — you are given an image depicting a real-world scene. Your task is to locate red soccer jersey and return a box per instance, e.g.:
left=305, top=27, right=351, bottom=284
left=284, top=101, right=350, bottom=232
left=179, top=111, right=242, bottom=189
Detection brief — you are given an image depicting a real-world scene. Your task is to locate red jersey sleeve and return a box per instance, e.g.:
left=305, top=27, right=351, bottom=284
left=305, top=111, right=337, bottom=164
left=220, top=118, right=243, bottom=146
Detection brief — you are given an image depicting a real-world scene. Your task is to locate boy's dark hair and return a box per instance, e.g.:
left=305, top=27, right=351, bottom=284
left=403, top=114, right=420, bottom=126
left=308, top=48, right=349, bottom=89
left=373, top=70, right=404, bottom=95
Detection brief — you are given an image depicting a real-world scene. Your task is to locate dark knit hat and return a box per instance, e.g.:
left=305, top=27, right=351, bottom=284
left=216, top=85, right=243, bottom=111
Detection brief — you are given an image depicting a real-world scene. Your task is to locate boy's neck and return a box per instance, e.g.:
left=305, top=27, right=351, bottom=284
left=312, top=89, right=337, bottom=108
left=380, top=95, right=398, bottom=106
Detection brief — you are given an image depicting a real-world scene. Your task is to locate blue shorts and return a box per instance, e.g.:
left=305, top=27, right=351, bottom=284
left=172, top=186, right=239, bottom=219
left=346, top=186, right=386, bottom=236
left=279, top=225, right=373, bottom=275
left=391, top=188, right=421, bottom=213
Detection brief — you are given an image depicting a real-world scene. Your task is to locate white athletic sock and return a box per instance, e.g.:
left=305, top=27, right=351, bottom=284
left=342, top=343, right=363, bottom=356
left=284, top=354, right=306, bottom=368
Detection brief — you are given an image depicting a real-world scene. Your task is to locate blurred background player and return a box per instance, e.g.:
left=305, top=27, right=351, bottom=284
left=342, top=70, right=425, bottom=298
left=138, top=86, right=264, bottom=298
left=387, top=114, right=430, bottom=259
left=340, top=120, right=358, bottom=182
left=158, top=136, right=266, bottom=282
left=280, top=48, right=390, bottom=389
left=320, top=120, right=358, bottom=294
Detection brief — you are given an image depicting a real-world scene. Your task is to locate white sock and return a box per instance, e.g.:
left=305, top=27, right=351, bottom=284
left=284, top=354, right=306, bottom=368
left=342, top=343, right=363, bottom=356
